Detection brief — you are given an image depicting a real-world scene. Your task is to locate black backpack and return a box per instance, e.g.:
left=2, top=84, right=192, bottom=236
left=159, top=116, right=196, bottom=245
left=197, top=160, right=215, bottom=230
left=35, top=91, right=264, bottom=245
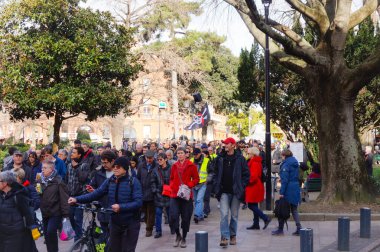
left=273, top=198, right=291, bottom=229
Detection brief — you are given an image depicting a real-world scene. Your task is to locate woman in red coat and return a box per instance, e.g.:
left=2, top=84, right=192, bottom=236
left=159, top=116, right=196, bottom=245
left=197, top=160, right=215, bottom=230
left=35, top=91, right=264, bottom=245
left=245, top=147, right=271, bottom=230
left=169, top=147, right=199, bottom=248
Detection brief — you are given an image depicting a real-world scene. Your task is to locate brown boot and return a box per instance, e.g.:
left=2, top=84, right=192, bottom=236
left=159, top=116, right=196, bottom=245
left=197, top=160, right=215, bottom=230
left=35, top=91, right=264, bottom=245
left=219, top=237, right=228, bottom=248
left=230, top=235, right=236, bottom=245
left=145, top=231, right=152, bottom=237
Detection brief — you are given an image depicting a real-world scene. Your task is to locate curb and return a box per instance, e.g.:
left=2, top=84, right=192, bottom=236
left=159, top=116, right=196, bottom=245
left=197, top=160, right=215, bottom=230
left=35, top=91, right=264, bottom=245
left=262, top=212, right=380, bottom=221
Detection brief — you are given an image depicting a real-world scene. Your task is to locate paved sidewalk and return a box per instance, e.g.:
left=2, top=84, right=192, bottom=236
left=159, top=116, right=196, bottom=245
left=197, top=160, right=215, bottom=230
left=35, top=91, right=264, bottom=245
left=36, top=198, right=380, bottom=252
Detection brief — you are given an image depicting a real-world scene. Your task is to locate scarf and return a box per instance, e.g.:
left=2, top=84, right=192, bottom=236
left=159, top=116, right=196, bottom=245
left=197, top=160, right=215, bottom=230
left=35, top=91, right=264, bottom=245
left=41, top=170, right=57, bottom=185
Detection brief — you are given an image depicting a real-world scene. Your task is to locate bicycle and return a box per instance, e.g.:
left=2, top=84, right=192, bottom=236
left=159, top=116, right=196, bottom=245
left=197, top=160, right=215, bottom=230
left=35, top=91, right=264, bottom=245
left=68, top=201, right=113, bottom=252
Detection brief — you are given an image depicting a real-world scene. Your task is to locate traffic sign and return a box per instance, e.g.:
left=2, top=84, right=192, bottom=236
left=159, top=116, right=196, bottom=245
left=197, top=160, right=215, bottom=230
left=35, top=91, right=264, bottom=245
left=158, top=101, right=167, bottom=109
left=272, top=132, right=283, bottom=139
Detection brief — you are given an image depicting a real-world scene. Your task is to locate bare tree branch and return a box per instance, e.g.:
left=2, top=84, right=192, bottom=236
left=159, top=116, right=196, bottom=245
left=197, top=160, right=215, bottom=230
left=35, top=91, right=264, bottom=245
left=285, top=0, right=330, bottom=34
left=349, top=0, right=380, bottom=29
left=236, top=0, right=330, bottom=66
left=346, top=45, right=380, bottom=95
left=235, top=7, right=312, bottom=76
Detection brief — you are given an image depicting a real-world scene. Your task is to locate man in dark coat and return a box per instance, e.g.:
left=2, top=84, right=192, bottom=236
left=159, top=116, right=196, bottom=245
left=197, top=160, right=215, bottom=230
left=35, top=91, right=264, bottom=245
left=86, top=150, right=117, bottom=242
left=150, top=153, right=172, bottom=238
left=214, top=138, right=250, bottom=248
left=65, top=146, right=90, bottom=241
left=4, top=150, right=33, bottom=182
left=137, top=150, right=158, bottom=237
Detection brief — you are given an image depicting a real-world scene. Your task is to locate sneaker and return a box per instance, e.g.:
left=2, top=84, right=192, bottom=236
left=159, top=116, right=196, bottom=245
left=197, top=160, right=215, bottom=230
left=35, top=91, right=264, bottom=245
left=263, top=218, right=272, bottom=230
left=180, top=238, right=187, bottom=248
left=230, top=236, right=236, bottom=245
left=271, top=229, right=284, bottom=236
left=194, top=217, right=199, bottom=224
left=154, top=232, right=162, bottom=238
left=145, top=231, right=152, bottom=237
left=246, top=224, right=260, bottom=230
left=204, top=213, right=208, bottom=218
left=174, top=234, right=182, bottom=247
left=219, top=237, right=228, bottom=248
left=242, top=204, right=247, bottom=210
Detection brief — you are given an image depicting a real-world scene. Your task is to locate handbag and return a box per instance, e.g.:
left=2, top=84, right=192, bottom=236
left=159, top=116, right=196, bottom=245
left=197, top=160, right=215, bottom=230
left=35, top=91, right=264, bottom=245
left=158, top=168, right=172, bottom=197
left=176, top=164, right=191, bottom=200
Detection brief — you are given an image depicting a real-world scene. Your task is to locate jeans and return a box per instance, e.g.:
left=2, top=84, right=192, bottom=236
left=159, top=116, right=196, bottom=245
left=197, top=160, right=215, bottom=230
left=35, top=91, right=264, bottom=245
left=141, top=201, right=155, bottom=232
left=155, top=206, right=170, bottom=233
left=279, top=204, right=301, bottom=230
left=193, top=183, right=206, bottom=219
left=247, top=203, right=268, bottom=226
left=43, top=216, right=62, bottom=252
left=219, top=193, right=240, bottom=239
left=203, top=183, right=213, bottom=215
left=69, top=206, right=83, bottom=241
left=109, top=220, right=140, bottom=252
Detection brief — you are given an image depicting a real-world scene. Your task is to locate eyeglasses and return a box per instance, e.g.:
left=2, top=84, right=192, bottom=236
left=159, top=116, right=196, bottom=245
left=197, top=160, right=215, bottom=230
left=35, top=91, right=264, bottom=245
left=157, top=159, right=164, bottom=161
left=113, top=166, right=122, bottom=170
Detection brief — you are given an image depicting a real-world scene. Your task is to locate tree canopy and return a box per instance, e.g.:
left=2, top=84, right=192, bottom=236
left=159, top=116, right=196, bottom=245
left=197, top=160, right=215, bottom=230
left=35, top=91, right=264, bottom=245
left=0, top=0, right=142, bottom=149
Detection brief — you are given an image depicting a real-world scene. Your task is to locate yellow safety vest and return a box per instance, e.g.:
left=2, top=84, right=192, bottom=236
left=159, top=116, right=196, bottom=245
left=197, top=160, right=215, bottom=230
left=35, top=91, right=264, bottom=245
left=191, top=157, right=209, bottom=184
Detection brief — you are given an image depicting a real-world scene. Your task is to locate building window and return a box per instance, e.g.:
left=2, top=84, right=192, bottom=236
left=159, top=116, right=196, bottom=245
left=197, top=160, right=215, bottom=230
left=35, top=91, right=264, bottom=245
left=143, top=78, right=150, bottom=91
left=143, top=106, right=151, bottom=116
left=143, top=125, right=151, bottom=139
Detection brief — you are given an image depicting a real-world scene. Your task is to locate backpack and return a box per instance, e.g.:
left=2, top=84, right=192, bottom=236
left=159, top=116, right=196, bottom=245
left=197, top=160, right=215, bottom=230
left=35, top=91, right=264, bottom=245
left=273, top=198, right=291, bottom=229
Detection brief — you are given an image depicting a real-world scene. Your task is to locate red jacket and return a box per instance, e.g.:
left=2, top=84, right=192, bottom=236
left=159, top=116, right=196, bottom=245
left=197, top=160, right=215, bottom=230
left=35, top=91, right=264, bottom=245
left=245, top=156, right=264, bottom=203
left=169, top=159, right=200, bottom=199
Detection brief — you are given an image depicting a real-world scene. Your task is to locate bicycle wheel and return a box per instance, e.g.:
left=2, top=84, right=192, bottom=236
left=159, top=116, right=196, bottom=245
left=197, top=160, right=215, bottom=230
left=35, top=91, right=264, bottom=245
left=68, top=238, right=94, bottom=252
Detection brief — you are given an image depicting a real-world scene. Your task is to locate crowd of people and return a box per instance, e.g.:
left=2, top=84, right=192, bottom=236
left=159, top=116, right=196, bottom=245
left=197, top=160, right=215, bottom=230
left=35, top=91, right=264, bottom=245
left=0, top=137, right=307, bottom=252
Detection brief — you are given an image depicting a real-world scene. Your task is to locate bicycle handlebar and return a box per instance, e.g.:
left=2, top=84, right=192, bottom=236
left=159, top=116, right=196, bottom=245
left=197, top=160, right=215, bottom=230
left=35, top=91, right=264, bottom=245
left=74, top=202, right=113, bottom=214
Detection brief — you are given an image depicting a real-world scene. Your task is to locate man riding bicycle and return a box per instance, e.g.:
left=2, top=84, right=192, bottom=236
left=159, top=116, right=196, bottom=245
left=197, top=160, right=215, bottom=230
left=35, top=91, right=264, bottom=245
left=68, top=157, right=143, bottom=252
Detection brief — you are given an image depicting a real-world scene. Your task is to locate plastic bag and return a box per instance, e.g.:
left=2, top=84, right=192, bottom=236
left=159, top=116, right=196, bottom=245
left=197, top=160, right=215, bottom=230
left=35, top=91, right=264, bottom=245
left=60, top=218, right=75, bottom=241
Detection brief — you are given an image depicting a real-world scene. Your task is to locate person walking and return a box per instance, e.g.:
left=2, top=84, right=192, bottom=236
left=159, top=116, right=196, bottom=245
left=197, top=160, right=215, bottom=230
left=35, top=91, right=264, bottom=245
left=0, top=170, right=38, bottom=252
left=214, top=137, right=250, bottom=248
left=38, top=160, right=70, bottom=252
left=86, top=150, right=117, bottom=243
left=190, top=148, right=210, bottom=223
left=272, top=149, right=302, bottom=236
left=137, top=150, right=158, bottom=237
left=151, top=153, right=172, bottom=238
left=169, top=147, right=199, bottom=248
left=68, top=157, right=143, bottom=252
left=245, top=147, right=271, bottom=230
left=65, top=146, right=90, bottom=242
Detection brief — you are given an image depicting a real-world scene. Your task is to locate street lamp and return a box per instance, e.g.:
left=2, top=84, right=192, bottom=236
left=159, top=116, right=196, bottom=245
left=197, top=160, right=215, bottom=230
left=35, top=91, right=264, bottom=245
left=262, top=0, right=272, bottom=211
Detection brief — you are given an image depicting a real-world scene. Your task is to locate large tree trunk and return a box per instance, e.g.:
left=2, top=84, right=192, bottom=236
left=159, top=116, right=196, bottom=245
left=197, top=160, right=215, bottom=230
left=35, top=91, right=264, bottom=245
left=52, top=114, right=62, bottom=153
left=312, top=79, right=372, bottom=203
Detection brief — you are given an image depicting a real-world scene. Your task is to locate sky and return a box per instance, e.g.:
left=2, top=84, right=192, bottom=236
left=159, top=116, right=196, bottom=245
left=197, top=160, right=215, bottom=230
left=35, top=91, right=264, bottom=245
left=83, top=0, right=256, bottom=56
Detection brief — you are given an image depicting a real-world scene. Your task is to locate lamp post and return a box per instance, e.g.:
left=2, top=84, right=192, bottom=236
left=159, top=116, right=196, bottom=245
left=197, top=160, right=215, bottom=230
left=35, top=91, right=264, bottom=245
left=262, top=0, right=272, bottom=211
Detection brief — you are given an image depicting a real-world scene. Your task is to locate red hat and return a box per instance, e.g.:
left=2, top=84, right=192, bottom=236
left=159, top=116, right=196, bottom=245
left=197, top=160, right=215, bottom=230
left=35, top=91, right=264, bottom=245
left=222, top=137, right=236, bottom=145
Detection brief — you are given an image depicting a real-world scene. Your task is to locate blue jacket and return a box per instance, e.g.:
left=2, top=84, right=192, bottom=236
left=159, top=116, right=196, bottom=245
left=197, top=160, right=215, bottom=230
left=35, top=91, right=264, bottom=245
left=55, top=158, right=67, bottom=181
left=76, top=174, right=142, bottom=225
left=279, top=156, right=301, bottom=205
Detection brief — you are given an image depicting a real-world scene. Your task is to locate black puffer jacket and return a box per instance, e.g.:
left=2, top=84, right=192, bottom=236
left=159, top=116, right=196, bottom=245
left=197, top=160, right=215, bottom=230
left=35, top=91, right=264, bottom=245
left=89, top=167, right=109, bottom=223
left=150, top=164, right=171, bottom=207
left=137, top=161, right=158, bottom=201
left=0, top=182, right=37, bottom=252
left=40, top=175, right=70, bottom=219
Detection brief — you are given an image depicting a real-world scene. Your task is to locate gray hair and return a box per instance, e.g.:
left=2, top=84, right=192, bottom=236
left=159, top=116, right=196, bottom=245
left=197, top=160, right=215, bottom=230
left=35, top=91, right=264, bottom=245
left=248, top=147, right=260, bottom=156
left=42, top=160, right=55, bottom=170
left=0, top=171, right=17, bottom=185
left=165, top=149, right=173, bottom=157
left=58, top=149, right=68, bottom=157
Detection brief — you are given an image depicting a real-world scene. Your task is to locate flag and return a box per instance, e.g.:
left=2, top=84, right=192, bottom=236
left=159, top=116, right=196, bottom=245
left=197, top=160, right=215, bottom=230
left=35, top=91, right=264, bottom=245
left=185, top=103, right=211, bottom=130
